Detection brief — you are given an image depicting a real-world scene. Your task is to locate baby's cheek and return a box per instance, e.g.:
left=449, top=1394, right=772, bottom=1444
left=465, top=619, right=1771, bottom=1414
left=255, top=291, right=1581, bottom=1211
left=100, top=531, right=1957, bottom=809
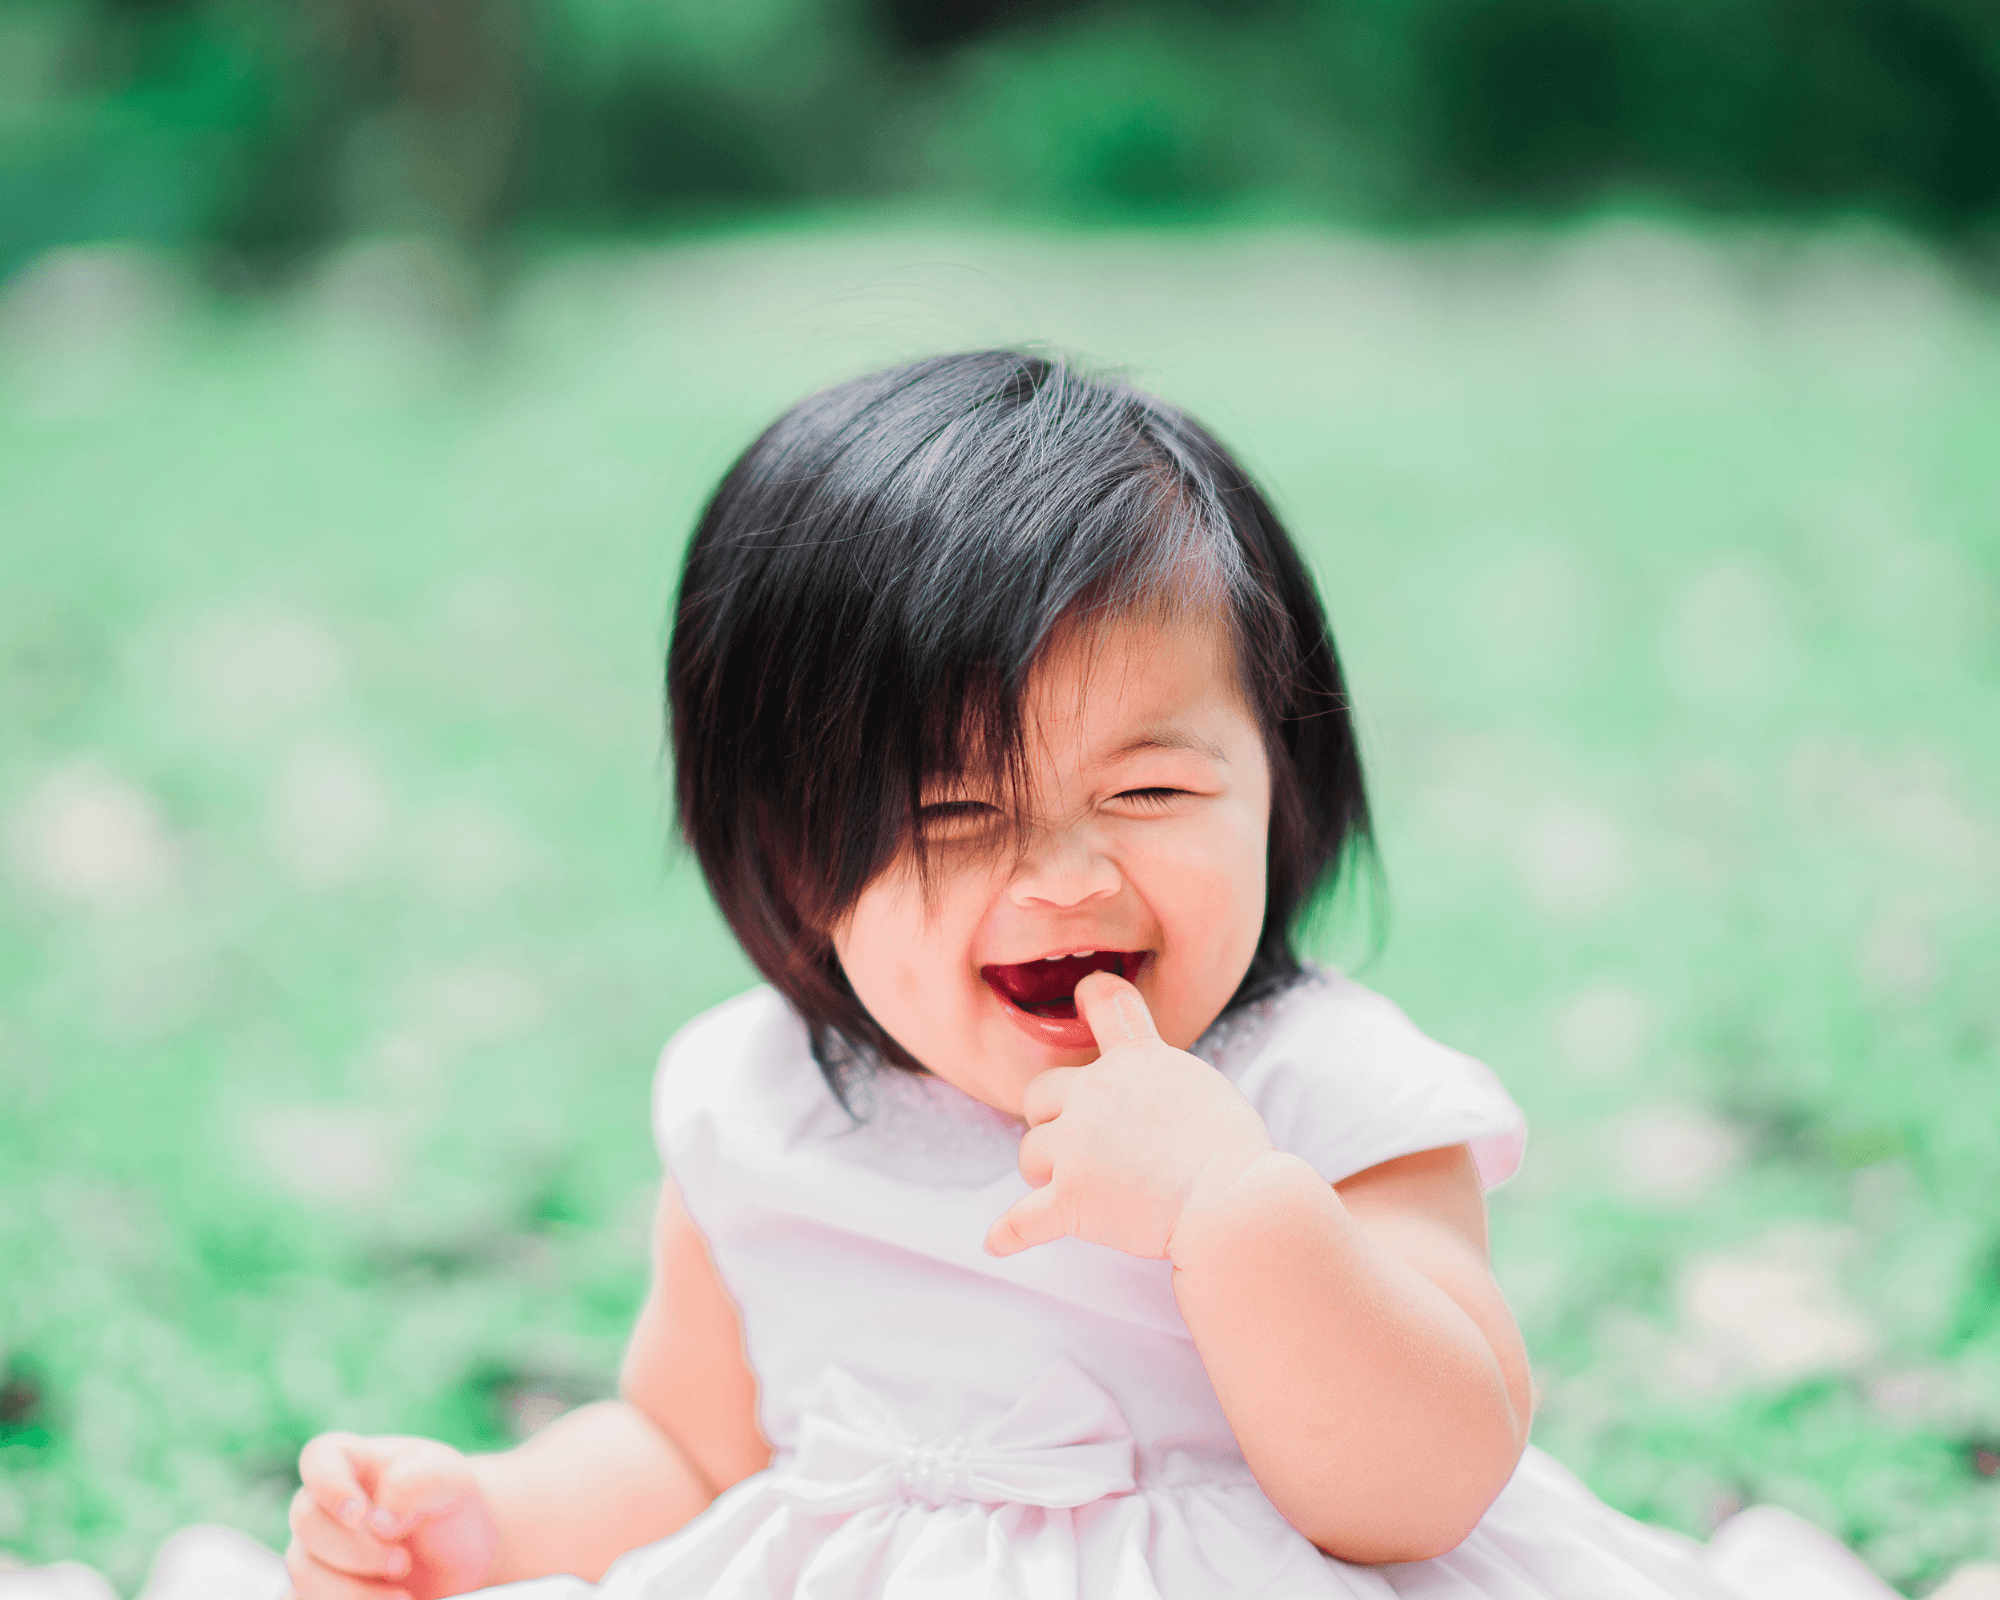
left=1162, top=822, right=1266, bottom=929
left=890, top=955, right=929, bottom=1008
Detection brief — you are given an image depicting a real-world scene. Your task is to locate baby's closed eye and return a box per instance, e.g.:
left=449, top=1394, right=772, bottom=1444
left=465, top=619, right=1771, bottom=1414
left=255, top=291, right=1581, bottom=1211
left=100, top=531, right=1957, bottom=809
left=917, top=799, right=1006, bottom=840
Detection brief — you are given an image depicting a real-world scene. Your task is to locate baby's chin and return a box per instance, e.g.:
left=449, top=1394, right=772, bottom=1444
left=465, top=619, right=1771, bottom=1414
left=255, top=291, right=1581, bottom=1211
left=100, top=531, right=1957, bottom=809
left=930, top=1029, right=1095, bottom=1119
left=976, top=1051, right=1085, bottom=1119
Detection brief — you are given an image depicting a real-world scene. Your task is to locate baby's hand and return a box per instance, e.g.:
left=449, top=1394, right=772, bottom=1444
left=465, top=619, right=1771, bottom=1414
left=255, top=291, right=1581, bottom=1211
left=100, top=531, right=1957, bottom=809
left=287, top=1431, right=498, bottom=1600
left=984, top=971, right=1275, bottom=1263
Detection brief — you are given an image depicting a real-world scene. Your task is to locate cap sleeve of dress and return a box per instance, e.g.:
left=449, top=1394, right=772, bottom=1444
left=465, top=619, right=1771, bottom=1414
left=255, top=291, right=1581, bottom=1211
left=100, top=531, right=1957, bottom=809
left=650, top=986, right=818, bottom=1213
left=1211, top=969, right=1526, bottom=1190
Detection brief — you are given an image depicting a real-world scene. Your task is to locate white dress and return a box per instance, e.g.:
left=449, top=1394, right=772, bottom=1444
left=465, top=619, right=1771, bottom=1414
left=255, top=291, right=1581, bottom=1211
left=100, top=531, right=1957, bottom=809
left=7, top=971, right=1904, bottom=1600
left=472, top=969, right=1900, bottom=1600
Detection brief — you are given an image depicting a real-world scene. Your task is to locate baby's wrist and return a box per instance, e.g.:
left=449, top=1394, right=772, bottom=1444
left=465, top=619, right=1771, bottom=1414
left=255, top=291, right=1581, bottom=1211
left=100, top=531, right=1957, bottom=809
left=1167, top=1148, right=1324, bottom=1272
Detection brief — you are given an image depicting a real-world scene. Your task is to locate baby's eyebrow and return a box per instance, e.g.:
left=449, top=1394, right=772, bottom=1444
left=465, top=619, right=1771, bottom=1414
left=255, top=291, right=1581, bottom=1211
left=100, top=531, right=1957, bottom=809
left=1099, top=727, right=1228, bottom=764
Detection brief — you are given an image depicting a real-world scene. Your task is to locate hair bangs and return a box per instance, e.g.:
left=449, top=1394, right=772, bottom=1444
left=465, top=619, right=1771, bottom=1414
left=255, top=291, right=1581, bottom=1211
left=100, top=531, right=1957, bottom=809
left=899, top=478, right=1257, bottom=891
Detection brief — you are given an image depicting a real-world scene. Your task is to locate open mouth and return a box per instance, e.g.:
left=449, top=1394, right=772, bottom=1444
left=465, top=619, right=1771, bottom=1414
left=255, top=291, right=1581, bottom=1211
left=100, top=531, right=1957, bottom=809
left=979, top=950, right=1146, bottom=1020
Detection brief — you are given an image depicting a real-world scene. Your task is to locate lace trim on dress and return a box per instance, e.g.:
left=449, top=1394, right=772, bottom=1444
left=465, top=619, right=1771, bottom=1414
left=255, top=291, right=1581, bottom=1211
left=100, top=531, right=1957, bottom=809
left=1186, top=964, right=1328, bottom=1068
left=822, top=1031, right=1026, bottom=1185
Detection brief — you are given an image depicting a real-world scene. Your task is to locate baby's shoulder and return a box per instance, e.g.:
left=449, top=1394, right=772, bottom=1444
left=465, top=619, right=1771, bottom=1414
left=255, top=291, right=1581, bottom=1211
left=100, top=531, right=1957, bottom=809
left=1206, top=967, right=1527, bottom=1190
left=651, top=985, right=829, bottom=1150
left=1195, top=966, right=1452, bottom=1074
left=656, top=983, right=801, bottom=1073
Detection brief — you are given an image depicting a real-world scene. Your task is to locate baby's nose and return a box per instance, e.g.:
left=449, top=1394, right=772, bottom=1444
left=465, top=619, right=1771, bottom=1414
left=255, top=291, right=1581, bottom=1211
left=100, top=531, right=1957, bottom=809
left=1008, top=831, right=1120, bottom=908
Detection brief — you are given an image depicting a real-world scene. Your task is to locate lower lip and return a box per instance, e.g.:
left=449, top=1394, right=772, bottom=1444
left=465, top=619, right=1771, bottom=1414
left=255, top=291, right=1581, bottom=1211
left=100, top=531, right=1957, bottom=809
left=981, top=956, right=1147, bottom=1054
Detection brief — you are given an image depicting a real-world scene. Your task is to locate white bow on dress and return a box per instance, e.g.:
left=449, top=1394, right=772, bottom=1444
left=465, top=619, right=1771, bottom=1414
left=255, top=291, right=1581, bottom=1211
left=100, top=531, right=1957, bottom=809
left=771, top=1356, right=1139, bottom=1512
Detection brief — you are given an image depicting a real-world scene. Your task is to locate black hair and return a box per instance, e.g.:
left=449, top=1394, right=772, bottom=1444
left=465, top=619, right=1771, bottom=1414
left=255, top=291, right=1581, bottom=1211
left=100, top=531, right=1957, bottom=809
left=667, top=350, right=1372, bottom=1095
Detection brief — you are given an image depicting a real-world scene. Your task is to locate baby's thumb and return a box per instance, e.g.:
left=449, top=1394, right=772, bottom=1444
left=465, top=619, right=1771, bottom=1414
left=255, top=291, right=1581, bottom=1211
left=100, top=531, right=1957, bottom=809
left=985, top=1185, right=1066, bottom=1257
left=363, top=1440, right=475, bottom=1540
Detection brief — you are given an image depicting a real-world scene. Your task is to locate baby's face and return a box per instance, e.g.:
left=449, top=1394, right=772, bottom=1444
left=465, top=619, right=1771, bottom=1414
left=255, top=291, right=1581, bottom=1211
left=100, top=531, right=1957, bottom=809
left=833, top=612, right=1271, bottom=1118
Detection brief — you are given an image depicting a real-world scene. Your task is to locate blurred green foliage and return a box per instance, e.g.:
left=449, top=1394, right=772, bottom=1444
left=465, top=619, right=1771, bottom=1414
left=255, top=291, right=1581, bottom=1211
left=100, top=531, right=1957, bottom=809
left=2, top=220, right=1998, bottom=1592
left=3, top=0, right=2000, bottom=280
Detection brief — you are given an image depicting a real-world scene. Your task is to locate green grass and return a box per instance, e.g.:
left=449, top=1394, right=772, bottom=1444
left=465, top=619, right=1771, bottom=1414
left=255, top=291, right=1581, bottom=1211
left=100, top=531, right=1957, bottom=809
left=2, top=216, right=1997, bottom=1594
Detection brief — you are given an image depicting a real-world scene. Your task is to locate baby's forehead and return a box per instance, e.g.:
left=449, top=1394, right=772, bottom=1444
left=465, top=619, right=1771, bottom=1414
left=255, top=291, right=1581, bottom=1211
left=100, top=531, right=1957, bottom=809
left=1023, top=607, right=1251, bottom=730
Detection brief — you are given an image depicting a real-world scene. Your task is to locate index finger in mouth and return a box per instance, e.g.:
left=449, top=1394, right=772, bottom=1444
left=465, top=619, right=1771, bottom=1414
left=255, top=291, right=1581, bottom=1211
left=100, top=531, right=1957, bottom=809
left=1073, top=969, right=1159, bottom=1051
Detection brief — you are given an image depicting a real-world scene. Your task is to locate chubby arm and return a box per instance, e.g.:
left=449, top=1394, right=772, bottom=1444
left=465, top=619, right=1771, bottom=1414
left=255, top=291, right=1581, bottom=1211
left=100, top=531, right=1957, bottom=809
left=1169, top=1143, right=1531, bottom=1563
left=617, top=1181, right=773, bottom=1494
left=466, top=1401, right=707, bottom=1586
left=985, top=971, right=1530, bottom=1567
left=471, top=1181, right=770, bottom=1584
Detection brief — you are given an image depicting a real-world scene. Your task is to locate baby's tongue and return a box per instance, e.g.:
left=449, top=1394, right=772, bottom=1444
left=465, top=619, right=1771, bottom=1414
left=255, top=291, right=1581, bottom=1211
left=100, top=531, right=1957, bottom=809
left=981, top=951, right=1134, bottom=1016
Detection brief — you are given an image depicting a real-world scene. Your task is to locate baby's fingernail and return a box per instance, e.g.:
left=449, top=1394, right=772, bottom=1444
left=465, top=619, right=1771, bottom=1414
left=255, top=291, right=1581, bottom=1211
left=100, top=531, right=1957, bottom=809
left=384, top=1548, right=411, bottom=1578
left=368, top=1507, right=399, bottom=1537
left=338, top=1498, right=366, bottom=1527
